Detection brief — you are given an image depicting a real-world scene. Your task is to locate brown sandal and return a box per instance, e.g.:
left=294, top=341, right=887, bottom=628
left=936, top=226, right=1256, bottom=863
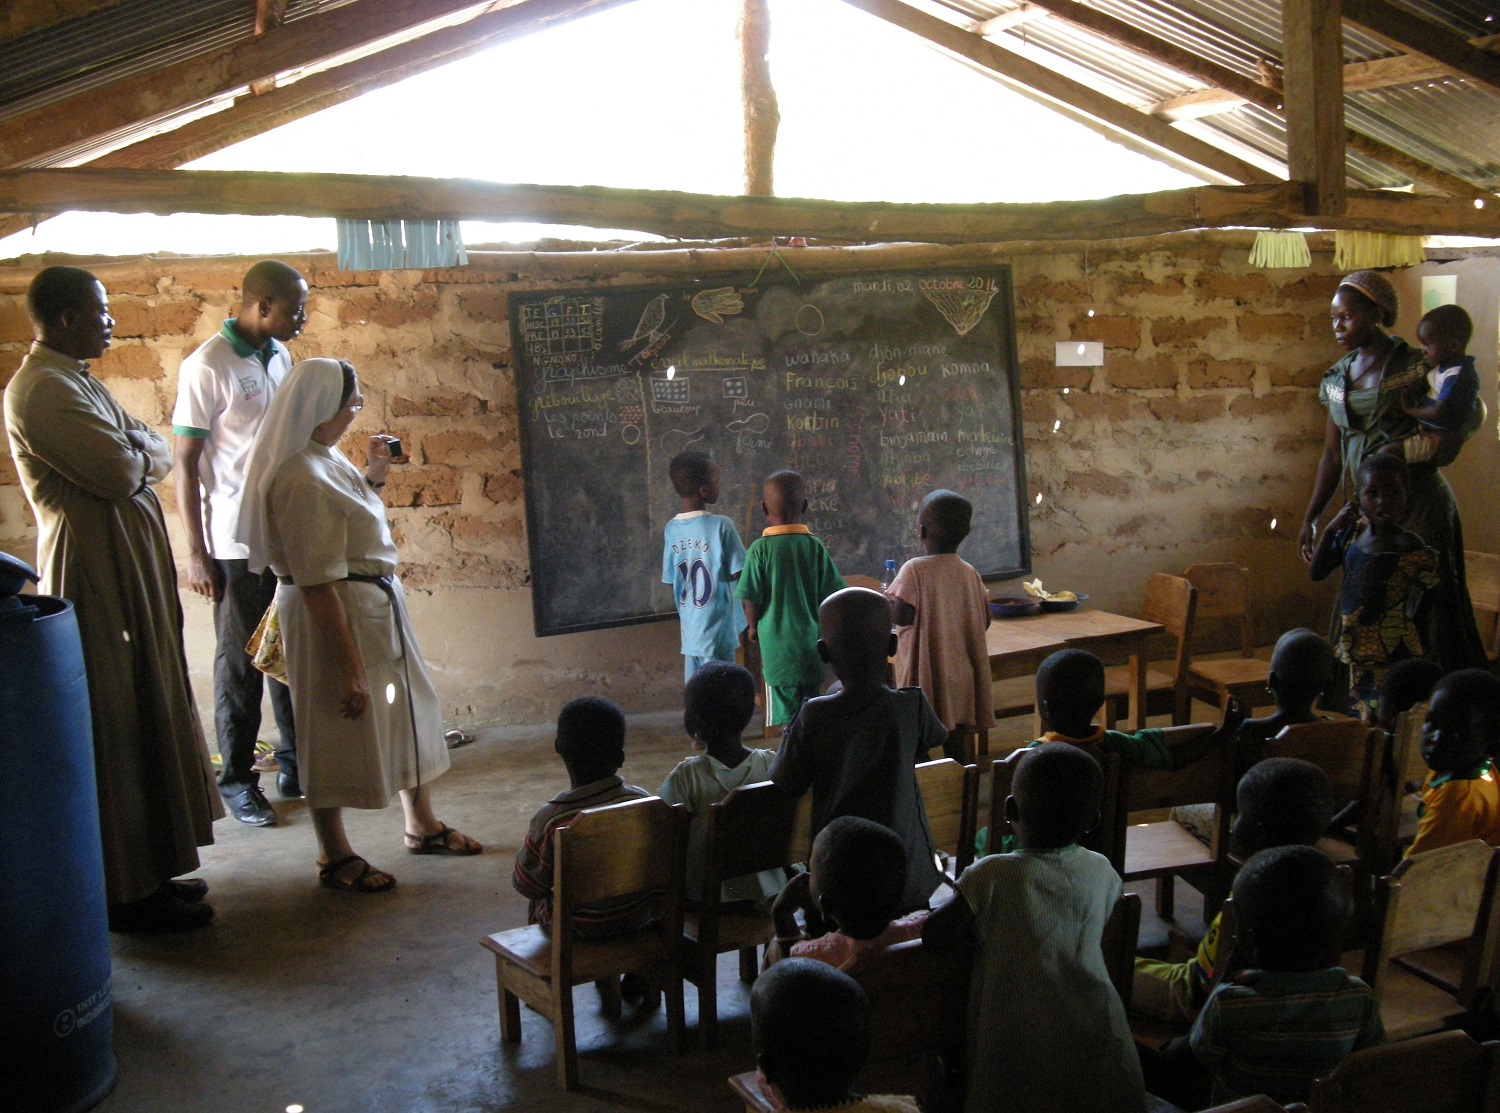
left=318, top=855, right=396, bottom=893
left=404, top=823, right=483, bottom=856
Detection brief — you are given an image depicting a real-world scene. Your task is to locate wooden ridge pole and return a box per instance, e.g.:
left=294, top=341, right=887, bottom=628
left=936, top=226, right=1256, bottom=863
left=739, top=0, right=780, bottom=197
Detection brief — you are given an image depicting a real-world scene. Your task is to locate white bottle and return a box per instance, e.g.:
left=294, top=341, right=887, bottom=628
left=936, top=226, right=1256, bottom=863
left=880, top=558, right=897, bottom=591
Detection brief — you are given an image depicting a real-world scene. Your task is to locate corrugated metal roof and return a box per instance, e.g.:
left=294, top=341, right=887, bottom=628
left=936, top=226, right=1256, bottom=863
left=0, top=0, right=364, bottom=124
left=928, top=0, right=1500, bottom=193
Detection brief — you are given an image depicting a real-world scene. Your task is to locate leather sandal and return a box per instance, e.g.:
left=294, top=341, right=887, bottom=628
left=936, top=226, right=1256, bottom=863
left=403, top=823, right=483, bottom=856
left=318, top=855, right=396, bottom=893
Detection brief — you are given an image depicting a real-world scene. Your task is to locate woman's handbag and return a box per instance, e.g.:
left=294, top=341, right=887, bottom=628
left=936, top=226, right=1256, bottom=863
left=245, top=598, right=287, bottom=683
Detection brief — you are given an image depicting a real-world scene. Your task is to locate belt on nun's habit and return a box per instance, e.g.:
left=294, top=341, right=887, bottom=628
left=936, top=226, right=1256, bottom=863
left=277, top=572, right=426, bottom=788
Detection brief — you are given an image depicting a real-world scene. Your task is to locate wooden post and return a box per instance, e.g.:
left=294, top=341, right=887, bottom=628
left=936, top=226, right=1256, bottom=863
left=739, top=0, right=779, bottom=197
left=1283, top=0, right=1347, bottom=215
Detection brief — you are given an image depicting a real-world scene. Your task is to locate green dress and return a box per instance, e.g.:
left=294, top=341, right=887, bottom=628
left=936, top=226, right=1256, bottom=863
left=1317, top=340, right=1484, bottom=681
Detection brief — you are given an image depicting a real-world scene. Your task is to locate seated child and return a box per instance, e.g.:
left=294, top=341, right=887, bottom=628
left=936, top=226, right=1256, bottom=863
left=1310, top=452, right=1440, bottom=721
left=1401, top=303, right=1482, bottom=465
left=924, top=744, right=1145, bottom=1113
left=973, top=648, right=1246, bottom=857
left=658, top=661, right=784, bottom=903
left=737, top=469, right=846, bottom=728
left=1378, top=655, right=1443, bottom=735
left=662, top=450, right=745, bottom=682
left=887, top=489, right=993, bottom=750
left=1134, top=757, right=1337, bottom=1023
left=512, top=696, right=652, bottom=934
left=767, top=816, right=926, bottom=970
left=1405, top=667, right=1500, bottom=858
left=771, top=587, right=957, bottom=914
left=1237, top=627, right=1336, bottom=746
left=1187, top=845, right=1382, bottom=1105
left=751, top=957, right=919, bottom=1113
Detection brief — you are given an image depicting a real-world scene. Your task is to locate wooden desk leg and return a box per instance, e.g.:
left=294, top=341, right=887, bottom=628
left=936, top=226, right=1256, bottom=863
left=1127, top=644, right=1147, bottom=732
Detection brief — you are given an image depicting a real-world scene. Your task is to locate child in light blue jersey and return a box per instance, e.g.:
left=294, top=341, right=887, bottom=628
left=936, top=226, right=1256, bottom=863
left=663, top=451, right=746, bottom=682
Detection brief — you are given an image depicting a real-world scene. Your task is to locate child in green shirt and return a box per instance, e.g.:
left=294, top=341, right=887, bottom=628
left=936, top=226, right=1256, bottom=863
left=736, top=469, right=846, bottom=727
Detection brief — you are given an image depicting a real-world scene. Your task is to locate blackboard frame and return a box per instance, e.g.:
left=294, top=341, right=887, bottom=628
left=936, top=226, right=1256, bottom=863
left=510, top=265, right=1029, bottom=638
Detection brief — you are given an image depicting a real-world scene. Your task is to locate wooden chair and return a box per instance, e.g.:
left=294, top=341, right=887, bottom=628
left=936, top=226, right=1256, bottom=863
left=1263, top=720, right=1388, bottom=885
left=916, top=757, right=980, bottom=885
left=990, top=745, right=1126, bottom=871
left=1122, top=724, right=1238, bottom=919
left=1359, top=840, right=1500, bottom=1042
left=1466, top=550, right=1500, bottom=665
left=1102, top=572, right=1198, bottom=728
left=1183, top=563, right=1271, bottom=716
left=1303, top=1028, right=1500, bottom=1113
left=844, top=573, right=883, bottom=592
left=683, top=781, right=802, bottom=1048
left=480, top=796, right=689, bottom=1089
left=1102, top=890, right=1143, bottom=1008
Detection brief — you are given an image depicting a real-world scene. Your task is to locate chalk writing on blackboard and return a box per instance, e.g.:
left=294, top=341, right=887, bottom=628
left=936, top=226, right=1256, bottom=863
left=509, top=267, right=1027, bottom=637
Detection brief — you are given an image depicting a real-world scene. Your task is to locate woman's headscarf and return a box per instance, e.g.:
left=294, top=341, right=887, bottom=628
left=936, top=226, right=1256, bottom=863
left=236, top=357, right=348, bottom=573
left=1338, top=270, right=1399, bottom=327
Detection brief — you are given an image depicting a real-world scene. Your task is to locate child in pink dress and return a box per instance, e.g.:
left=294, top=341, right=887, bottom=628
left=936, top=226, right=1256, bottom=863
left=887, top=490, right=992, bottom=751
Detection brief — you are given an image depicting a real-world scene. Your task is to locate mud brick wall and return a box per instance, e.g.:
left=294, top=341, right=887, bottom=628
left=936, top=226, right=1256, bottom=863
left=0, top=233, right=1379, bottom=728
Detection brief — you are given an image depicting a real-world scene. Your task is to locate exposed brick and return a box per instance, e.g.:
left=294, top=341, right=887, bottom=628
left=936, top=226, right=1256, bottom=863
left=1151, top=316, right=1227, bottom=345
left=1187, top=358, right=1255, bottom=389
left=1268, top=362, right=1325, bottom=388
left=1069, top=315, right=1141, bottom=349
left=94, top=344, right=160, bottom=380
left=457, top=289, right=507, bottom=324
left=0, top=299, right=30, bottom=344
left=1203, top=504, right=1279, bottom=537
left=1068, top=470, right=1131, bottom=498
left=384, top=467, right=462, bottom=507
left=483, top=470, right=524, bottom=504
left=1237, top=315, right=1305, bottom=342
left=447, top=514, right=523, bottom=544
left=1195, top=271, right=1272, bottom=304
left=390, top=393, right=483, bottom=418
left=1276, top=273, right=1342, bottom=307
left=420, top=429, right=506, bottom=466
left=1113, top=275, right=1187, bottom=300
left=1064, top=392, right=1136, bottom=423
left=1018, top=356, right=1091, bottom=391
left=1105, top=354, right=1177, bottom=390
left=1020, top=392, right=1059, bottom=428
left=1228, top=392, right=1316, bottom=419
left=109, top=296, right=203, bottom=339
left=337, top=288, right=439, bottom=329
left=1145, top=396, right=1225, bottom=424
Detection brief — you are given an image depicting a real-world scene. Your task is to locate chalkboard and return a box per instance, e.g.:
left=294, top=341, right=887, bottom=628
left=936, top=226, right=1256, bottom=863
left=509, top=266, right=1028, bottom=637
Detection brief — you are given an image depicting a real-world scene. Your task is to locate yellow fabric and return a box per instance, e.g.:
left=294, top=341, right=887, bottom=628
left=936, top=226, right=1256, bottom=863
left=1407, top=768, right=1500, bottom=858
left=760, top=523, right=811, bottom=537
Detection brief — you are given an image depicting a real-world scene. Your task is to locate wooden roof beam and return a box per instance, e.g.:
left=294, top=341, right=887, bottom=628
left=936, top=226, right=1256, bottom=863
left=1342, top=0, right=1500, bottom=97
left=1283, top=0, right=1346, bottom=215
left=832, top=0, right=1276, bottom=186
left=0, top=0, right=492, bottom=168
left=973, top=5, right=1048, bottom=37
left=0, top=0, right=128, bottom=47
left=0, top=169, right=1494, bottom=240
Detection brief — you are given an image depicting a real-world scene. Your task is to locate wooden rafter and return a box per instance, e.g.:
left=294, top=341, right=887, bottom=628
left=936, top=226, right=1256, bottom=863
left=989, top=0, right=1488, bottom=199
left=833, top=0, right=1275, bottom=185
left=1283, top=0, right=1346, bottom=215
left=739, top=0, right=779, bottom=196
left=0, top=169, right=1495, bottom=241
left=973, top=6, right=1047, bottom=37
left=0, top=0, right=128, bottom=47
left=0, top=0, right=490, bottom=168
left=1342, top=0, right=1500, bottom=97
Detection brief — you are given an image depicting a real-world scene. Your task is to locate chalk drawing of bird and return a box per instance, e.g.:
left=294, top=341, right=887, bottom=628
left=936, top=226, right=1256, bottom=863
left=619, top=294, right=668, bottom=350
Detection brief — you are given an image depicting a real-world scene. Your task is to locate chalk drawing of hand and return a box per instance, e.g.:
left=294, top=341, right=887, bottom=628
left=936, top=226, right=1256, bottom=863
left=727, top=413, right=770, bottom=434
left=691, top=287, right=745, bottom=325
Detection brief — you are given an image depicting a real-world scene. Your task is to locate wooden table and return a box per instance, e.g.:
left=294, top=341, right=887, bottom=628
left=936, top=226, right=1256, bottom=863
left=987, top=607, right=1164, bottom=733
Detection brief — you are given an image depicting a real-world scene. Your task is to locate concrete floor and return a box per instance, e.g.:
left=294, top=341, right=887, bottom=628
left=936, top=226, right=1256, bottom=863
left=92, top=708, right=1196, bottom=1113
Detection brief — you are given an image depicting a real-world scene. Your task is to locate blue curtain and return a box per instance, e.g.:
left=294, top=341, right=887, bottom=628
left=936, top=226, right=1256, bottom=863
left=336, top=219, right=468, bottom=271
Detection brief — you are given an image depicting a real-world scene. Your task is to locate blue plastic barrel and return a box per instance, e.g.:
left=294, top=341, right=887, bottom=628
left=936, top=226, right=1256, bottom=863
left=0, top=559, right=117, bottom=1113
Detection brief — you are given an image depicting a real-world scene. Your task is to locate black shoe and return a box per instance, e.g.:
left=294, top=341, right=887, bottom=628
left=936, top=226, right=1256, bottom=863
left=166, top=878, right=209, bottom=903
left=109, top=889, right=214, bottom=933
left=226, top=785, right=277, bottom=826
left=277, top=771, right=303, bottom=800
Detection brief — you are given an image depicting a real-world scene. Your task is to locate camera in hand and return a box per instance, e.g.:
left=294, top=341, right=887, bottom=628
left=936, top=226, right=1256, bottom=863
left=387, top=437, right=404, bottom=460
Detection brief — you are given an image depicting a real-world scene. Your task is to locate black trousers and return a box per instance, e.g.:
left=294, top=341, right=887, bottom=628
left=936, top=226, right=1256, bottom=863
left=214, top=559, right=297, bottom=793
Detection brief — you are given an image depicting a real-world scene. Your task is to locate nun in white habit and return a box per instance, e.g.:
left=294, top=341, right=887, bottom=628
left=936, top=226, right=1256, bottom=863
left=238, top=357, right=481, bottom=891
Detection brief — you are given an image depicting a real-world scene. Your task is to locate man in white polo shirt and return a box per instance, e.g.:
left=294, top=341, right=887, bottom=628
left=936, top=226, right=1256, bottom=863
left=173, top=260, right=307, bottom=827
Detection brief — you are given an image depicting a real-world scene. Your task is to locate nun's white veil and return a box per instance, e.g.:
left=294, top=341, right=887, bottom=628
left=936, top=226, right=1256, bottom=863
left=236, top=357, right=349, bottom=573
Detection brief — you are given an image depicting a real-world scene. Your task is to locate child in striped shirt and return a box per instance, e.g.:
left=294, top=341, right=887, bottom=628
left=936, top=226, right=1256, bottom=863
left=1188, top=846, right=1382, bottom=1105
